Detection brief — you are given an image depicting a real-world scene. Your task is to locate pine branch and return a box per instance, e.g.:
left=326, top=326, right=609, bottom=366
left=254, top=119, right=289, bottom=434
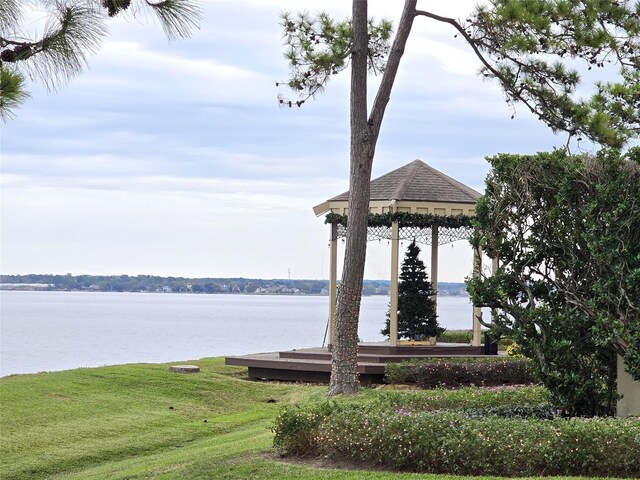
left=0, top=0, right=21, bottom=35
left=0, top=66, right=29, bottom=121
left=145, top=0, right=201, bottom=40
left=0, top=0, right=202, bottom=119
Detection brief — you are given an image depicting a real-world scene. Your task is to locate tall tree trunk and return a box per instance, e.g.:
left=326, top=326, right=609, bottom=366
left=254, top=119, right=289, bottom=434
left=328, top=0, right=417, bottom=395
left=328, top=0, right=371, bottom=395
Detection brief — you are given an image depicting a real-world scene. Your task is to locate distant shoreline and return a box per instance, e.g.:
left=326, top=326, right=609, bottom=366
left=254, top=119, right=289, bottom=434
left=0, top=286, right=469, bottom=298
left=0, top=275, right=469, bottom=297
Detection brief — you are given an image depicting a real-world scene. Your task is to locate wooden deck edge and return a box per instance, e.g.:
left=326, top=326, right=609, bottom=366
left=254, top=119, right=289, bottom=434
left=245, top=366, right=383, bottom=385
left=225, top=355, right=384, bottom=374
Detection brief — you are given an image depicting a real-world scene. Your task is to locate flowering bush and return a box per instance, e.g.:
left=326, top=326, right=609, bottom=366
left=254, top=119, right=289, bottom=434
left=273, top=387, right=640, bottom=476
left=438, top=329, right=514, bottom=348
left=506, top=342, right=523, bottom=357
left=385, top=357, right=537, bottom=387
left=370, top=384, right=549, bottom=412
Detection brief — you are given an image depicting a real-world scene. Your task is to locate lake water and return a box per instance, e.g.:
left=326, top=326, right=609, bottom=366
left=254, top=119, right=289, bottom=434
left=0, top=291, right=476, bottom=377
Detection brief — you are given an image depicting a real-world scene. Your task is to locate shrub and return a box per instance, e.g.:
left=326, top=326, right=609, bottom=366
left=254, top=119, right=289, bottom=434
left=272, top=401, right=338, bottom=456
left=274, top=394, right=640, bottom=477
left=506, top=341, right=523, bottom=357
left=438, top=329, right=473, bottom=343
left=370, top=385, right=549, bottom=412
left=384, top=357, right=537, bottom=387
left=468, top=150, right=640, bottom=417
left=459, top=403, right=557, bottom=419
left=438, top=329, right=513, bottom=349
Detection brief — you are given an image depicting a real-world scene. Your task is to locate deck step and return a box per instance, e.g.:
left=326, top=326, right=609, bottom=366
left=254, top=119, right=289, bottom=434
left=225, top=343, right=491, bottom=384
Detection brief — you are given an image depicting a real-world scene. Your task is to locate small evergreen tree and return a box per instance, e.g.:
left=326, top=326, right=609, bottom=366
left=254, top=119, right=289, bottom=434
left=382, top=241, right=443, bottom=341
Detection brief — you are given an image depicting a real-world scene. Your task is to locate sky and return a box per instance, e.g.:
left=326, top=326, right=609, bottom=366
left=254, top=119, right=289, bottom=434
left=0, top=0, right=587, bottom=281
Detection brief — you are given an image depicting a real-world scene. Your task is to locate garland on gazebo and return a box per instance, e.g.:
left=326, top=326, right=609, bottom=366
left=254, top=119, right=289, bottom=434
left=325, top=211, right=474, bottom=229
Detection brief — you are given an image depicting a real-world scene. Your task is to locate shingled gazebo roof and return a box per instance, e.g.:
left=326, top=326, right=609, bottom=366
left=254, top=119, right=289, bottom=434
left=313, top=159, right=481, bottom=217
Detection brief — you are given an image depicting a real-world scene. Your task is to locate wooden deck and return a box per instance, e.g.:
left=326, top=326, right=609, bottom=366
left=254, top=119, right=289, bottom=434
left=225, top=342, right=486, bottom=385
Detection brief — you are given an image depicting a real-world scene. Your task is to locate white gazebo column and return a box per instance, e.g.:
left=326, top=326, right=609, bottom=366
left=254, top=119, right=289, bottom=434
left=617, top=355, right=640, bottom=417
left=328, top=223, right=338, bottom=347
left=389, top=220, right=400, bottom=347
left=430, top=225, right=439, bottom=309
left=472, top=247, right=483, bottom=347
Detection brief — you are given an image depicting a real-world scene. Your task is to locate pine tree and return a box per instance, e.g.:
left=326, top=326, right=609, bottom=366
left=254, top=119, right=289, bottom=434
left=382, top=241, right=443, bottom=341
left=283, top=0, right=640, bottom=395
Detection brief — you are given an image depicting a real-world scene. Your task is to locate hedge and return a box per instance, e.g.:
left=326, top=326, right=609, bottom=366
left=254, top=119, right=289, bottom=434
left=273, top=390, right=640, bottom=477
left=438, top=329, right=513, bottom=348
left=385, top=358, right=537, bottom=387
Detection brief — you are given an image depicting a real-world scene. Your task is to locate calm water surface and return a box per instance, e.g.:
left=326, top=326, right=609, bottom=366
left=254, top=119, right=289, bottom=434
left=0, top=291, right=475, bottom=376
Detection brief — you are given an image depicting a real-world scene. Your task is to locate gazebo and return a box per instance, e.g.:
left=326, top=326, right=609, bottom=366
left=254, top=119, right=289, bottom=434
left=225, top=159, right=489, bottom=384
left=313, top=159, right=484, bottom=348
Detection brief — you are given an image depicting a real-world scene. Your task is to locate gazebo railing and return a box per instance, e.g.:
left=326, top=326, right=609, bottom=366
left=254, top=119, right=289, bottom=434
left=336, top=224, right=474, bottom=246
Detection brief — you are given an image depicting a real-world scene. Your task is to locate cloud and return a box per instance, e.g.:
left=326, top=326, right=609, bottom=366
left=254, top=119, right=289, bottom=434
left=1, top=1, right=565, bottom=280
left=409, top=37, right=480, bottom=76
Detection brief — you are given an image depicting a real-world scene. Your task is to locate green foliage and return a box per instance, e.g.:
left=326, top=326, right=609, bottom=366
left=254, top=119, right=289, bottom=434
left=468, top=148, right=640, bottom=416
left=278, top=11, right=392, bottom=107
left=437, top=328, right=513, bottom=347
left=458, top=403, right=556, bottom=419
left=466, top=0, right=640, bottom=147
left=0, top=65, right=29, bottom=119
left=381, top=241, right=442, bottom=340
left=0, top=0, right=201, bottom=119
left=274, top=384, right=549, bottom=455
left=312, top=410, right=639, bottom=476
left=411, top=359, right=536, bottom=389
left=437, top=329, right=473, bottom=343
left=385, top=357, right=505, bottom=384
left=384, top=357, right=537, bottom=387
left=283, top=2, right=640, bottom=146
left=370, top=384, right=549, bottom=412
left=506, top=341, right=524, bottom=357
left=273, top=387, right=639, bottom=477
left=325, top=211, right=474, bottom=229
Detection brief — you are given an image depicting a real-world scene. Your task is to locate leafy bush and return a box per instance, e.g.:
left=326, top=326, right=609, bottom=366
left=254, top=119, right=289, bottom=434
left=506, top=342, right=523, bottom=357
left=438, top=329, right=513, bottom=348
left=274, top=385, right=549, bottom=455
left=468, top=150, right=640, bottom=416
left=459, top=403, right=556, bottom=419
left=384, top=357, right=537, bottom=387
left=438, top=329, right=473, bottom=343
left=272, top=400, right=341, bottom=456
left=274, top=391, right=640, bottom=477
left=369, top=384, right=549, bottom=412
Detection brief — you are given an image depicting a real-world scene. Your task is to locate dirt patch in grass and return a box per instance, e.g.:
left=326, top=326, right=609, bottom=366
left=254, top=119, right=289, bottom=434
left=264, top=451, right=392, bottom=473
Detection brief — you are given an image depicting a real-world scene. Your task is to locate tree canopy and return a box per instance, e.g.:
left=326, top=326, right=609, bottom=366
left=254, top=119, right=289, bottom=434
left=0, top=0, right=201, bottom=120
left=467, top=148, right=640, bottom=416
left=282, top=1, right=640, bottom=148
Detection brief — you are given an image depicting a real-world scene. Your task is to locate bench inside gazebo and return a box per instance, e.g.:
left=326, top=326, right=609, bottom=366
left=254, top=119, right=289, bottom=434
left=226, top=159, right=494, bottom=384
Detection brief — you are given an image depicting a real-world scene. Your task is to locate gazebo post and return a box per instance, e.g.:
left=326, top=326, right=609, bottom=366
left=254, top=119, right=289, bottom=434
left=389, top=220, right=400, bottom=347
left=328, top=223, right=338, bottom=348
left=430, top=225, right=439, bottom=310
left=472, top=246, right=483, bottom=346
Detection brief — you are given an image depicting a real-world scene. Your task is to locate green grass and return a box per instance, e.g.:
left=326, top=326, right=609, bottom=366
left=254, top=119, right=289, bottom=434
left=0, top=358, right=627, bottom=479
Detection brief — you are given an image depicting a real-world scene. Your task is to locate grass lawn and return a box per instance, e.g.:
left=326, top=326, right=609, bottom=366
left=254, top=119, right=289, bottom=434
left=0, top=358, right=626, bottom=479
